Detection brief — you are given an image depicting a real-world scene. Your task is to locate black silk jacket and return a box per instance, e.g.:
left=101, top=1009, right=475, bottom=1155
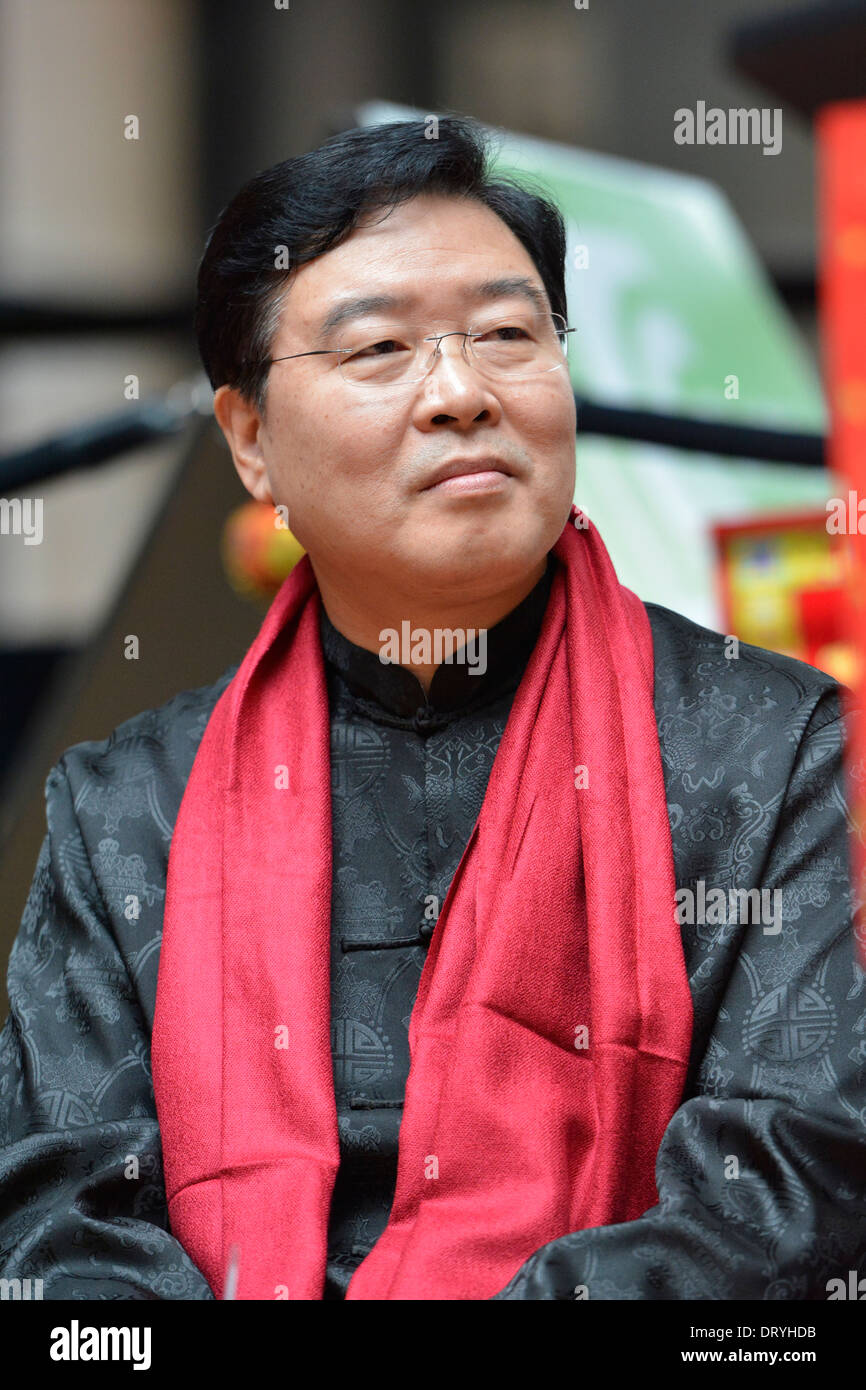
left=1, top=557, right=865, bottom=1300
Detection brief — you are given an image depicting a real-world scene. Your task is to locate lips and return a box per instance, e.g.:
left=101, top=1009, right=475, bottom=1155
left=420, top=456, right=514, bottom=490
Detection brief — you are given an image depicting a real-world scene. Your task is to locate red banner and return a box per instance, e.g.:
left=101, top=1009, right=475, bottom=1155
left=817, top=99, right=866, bottom=964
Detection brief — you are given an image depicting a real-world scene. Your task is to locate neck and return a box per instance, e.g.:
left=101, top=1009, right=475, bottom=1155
left=311, top=557, right=548, bottom=696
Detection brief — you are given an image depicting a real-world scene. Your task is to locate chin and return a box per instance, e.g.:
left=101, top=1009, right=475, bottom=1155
left=413, top=530, right=539, bottom=591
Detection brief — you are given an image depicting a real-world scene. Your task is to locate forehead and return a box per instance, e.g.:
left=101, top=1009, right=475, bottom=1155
left=277, top=194, right=545, bottom=334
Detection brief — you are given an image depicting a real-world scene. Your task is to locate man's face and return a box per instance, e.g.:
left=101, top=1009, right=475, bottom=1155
left=223, top=193, right=576, bottom=606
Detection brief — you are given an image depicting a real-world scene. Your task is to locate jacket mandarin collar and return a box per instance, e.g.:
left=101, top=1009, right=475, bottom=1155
left=318, top=553, right=558, bottom=718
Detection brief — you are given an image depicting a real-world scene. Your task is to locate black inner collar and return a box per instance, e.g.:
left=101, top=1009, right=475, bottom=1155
left=318, top=553, right=558, bottom=719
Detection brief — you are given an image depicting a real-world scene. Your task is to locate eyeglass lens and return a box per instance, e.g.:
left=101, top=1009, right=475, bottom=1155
left=334, top=313, right=569, bottom=386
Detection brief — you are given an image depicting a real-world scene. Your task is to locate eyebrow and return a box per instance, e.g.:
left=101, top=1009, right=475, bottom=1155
left=473, top=276, right=550, bottom=317
left=315, top=276, right=551, bottom=341
left=317, top=294, right=408, bottom=340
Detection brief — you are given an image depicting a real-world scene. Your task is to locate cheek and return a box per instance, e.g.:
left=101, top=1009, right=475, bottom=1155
left=289, top=388, right=410, bottom=480
left=510, top=378, right=576, bottom=449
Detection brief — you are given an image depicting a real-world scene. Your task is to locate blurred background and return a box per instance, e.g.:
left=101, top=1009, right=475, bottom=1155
left=1, top=0, right=864, bottom=977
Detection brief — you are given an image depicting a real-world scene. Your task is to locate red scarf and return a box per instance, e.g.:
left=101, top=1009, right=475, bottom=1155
left=151, top=506, right=693, bottom=1300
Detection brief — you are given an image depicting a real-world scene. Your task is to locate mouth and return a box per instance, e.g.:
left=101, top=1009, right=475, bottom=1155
left=420, top=456, right=515, bottom=493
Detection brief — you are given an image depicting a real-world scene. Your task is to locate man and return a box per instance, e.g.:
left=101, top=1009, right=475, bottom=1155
left=1, top=116, right=865, bottom=1300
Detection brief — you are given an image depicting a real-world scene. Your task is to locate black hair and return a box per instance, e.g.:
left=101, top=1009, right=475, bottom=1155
left=194, top=114, right=567, bottom=414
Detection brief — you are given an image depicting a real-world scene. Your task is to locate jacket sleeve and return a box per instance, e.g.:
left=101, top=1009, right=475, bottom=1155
left=493, top=695, right=866, bottom=1300
left=0, top=758, right=215, bottom=1299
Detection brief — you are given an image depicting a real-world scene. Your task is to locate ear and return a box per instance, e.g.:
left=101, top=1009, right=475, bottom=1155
left=212, top=385, right=275, bottom=505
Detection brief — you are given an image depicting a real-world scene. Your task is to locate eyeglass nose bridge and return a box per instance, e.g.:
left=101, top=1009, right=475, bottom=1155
left=418, top=328, right=479, bottom=381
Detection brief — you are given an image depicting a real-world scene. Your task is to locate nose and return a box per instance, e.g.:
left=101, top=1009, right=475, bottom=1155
left=411, top=332, right=503, bottom=431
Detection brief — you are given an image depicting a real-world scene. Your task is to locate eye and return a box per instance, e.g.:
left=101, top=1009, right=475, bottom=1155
left=476, top=324, right=532, bottom=342
left=347, top=337, right=408, bottom=359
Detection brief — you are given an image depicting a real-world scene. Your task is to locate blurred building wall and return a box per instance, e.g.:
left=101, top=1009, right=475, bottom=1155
left=0, top=0, right=201, bottom=646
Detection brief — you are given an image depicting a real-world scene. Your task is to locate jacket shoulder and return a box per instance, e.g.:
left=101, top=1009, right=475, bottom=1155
left=54, top=663, right=241, bottom=804
left=643, top=600, right=845, bottom=737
